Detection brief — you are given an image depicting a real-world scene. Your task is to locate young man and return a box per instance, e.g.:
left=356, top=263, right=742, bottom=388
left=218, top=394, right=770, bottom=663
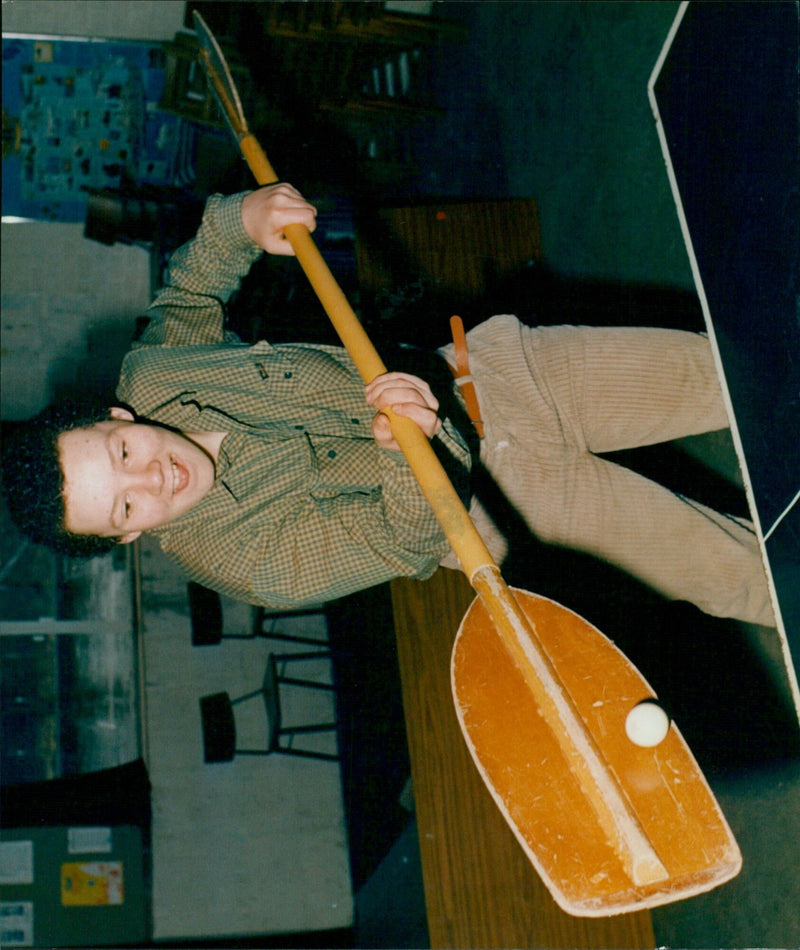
left=2, top=184, right=774, bottom=625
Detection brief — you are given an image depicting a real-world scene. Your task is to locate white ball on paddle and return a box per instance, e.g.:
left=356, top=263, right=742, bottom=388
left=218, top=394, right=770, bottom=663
left=625, top=700, right=670, bottom=747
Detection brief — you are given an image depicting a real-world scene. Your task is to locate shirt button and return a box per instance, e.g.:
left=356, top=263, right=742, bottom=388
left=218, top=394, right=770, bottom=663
left=328, top=450, right=337, bottom=459
left=284, top=371, right=293, bottom=379
left=350, top=418, right=360, bottom=424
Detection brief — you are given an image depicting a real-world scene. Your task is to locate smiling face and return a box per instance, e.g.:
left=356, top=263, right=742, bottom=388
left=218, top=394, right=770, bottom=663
left=58, top=408, right=217, bottom=543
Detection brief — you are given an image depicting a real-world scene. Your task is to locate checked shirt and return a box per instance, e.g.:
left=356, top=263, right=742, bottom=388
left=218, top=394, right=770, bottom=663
left=116, top=192, right=471, bottom=608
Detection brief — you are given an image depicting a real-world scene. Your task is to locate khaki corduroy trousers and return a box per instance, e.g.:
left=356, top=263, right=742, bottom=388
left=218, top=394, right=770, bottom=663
left=439, top=315, right=773, bottom=626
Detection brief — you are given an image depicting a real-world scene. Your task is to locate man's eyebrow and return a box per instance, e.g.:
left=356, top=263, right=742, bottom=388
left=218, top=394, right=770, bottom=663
left=105, top=430, right=122, bottom=531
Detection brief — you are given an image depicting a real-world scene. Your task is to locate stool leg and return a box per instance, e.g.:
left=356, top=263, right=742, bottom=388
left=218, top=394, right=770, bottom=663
left=277, top=724, right=340, bottom=762
left=255, top=608, right=330, bottom=645
left=230, top=687, right=265, bottom=706
left=269, top=652, right=341, bottom=761
left=278, top=675, right=336, bottom=690
left=274, top=651, right=337, bottom=690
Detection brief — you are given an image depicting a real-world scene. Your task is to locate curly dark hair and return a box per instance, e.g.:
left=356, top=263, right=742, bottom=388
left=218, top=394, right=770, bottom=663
left=1, top=401, right=120, bottom=558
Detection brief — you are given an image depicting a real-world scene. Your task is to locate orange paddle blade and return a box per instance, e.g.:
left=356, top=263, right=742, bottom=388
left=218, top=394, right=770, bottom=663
left=452, top=588, right=742, bottom=917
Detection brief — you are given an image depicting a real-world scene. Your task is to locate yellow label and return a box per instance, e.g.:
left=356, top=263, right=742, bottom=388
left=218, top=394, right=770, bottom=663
left=60, top=861, right=124, bottom=906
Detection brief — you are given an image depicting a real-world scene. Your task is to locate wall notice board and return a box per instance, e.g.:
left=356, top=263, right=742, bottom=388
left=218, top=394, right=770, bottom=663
left=2, top=35, right=196, bottom=222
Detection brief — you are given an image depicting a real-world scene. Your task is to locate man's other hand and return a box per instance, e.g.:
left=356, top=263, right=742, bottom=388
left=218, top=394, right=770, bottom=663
left=241, top=182, right=317, bottom=255
left=365, top=372, right=443, bottom=450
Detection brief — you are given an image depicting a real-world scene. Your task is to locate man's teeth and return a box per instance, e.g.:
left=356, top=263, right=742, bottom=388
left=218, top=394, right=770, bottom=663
left=171, top=459, right=177, bottom=494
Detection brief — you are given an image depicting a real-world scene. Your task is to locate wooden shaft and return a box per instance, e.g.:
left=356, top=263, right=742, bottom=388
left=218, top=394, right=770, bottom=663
left=240, top=133, right=279, bottom=186
left=284, top=223, right=388, bottom=381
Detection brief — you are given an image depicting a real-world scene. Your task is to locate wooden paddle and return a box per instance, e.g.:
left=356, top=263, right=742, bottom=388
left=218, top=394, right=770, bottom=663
left=192, top=11, right=742, bottom=916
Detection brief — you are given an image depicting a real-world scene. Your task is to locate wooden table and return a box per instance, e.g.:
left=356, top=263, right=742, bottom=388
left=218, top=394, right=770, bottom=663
left=391, top=568, right=655, bottom=948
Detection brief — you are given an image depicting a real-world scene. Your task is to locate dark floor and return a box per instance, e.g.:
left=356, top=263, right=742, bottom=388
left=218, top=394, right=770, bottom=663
left=327, top=585, right=429, bottom=949
left=326, top=585, right=414, bottom=898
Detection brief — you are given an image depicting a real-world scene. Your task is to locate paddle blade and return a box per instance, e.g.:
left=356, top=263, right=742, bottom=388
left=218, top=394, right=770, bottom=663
left=451, top=588, right=741, bottom=917
left=192, top=10, right=248, bottom=140
left=191, top=11, right=280, bottom=186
